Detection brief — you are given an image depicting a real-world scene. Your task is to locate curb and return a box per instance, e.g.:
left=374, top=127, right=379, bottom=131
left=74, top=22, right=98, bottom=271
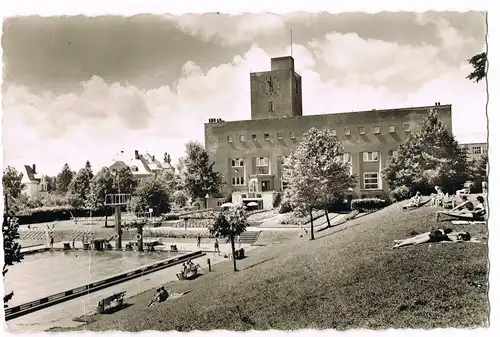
left=4, top=250, right=205, bottom=321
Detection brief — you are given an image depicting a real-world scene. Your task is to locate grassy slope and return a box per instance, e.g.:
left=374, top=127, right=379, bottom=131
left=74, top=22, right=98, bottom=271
left=59, top=202, right=488, bottom=331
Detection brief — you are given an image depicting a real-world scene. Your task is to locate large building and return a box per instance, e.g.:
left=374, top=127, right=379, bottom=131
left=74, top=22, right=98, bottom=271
left=461, top=142, right=487, bottom=162
left=204, top=56, right=452, bottom=208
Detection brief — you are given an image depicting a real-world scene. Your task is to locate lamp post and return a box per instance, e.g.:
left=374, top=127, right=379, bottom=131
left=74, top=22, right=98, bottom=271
left=205, top=193, right=210, bottom=210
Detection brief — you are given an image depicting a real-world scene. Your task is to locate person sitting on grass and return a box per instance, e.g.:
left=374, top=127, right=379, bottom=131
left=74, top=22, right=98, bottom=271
left=393, top=228, right=471, bottom=249
left=430, top=186, right=445, bottom=207
left=147, top=287, right=169, bottom=307
left=436, top=195, right=484, bottom=221
left=402, top=191, right=422, bottom=210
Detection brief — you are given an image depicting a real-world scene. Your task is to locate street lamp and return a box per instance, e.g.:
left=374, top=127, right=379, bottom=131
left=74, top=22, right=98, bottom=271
left=205, top=193, right=210, bottom=209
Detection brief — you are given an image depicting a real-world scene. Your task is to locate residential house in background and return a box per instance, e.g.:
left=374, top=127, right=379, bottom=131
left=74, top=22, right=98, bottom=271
left=21, top=164, right=49, bottom=199
left=109, top=150, right=175, bottom=180
left=459, top=133, right=487, bottom=161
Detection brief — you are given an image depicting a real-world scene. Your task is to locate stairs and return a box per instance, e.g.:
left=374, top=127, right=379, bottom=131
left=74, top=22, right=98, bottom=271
left=239, top=231, right=261, bottom=244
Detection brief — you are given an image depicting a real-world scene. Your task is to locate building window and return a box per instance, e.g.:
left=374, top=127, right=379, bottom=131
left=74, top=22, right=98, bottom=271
left=232, top=177, right=245, bottom=186
left=239, top=135, right=245, bottom=142
left=269, top=101, right=274, bottom=112
left=374, top=126, right=380, bottom=134
left=256, top=157, right=269, bottom=167
left=472, top=146, right=483, bottom=155
left=389, top=125, right=395, bottom=133
left=277, top=132, right=283, bottom=139
left=345, top=128, right=351, bottom=136
left=359, top=127, right=366, bottom=135
left=363, top=151, right=379, bottom=162
left=281, top=179, right=289, bottom=191
left=403, top=123, right=411, bottom=132
left=364, top=172, right=379, bottom=190
left=227, top=135, right=233, bottom=143
left=217, top=199, right=225, bottom=206
left=252, top=134, right=257, bottom=141
left=264, top=133, right=270, bottom=140
left=343, top=153, right=352, bottom=175
left=388, top=150, right=396, bottom=158
left=331, top=129, right=337, bottom=137
left=231, top=158, right=244, bottom=167
left=290, top=132, right=296, bottom=139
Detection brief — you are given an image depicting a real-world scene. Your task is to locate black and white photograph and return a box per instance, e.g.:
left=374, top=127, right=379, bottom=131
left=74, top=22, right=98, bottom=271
left=1, top=4, right=492, bottom=333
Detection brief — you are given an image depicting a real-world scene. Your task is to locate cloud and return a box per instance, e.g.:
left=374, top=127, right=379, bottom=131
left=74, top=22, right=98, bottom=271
left=3, top=25, right=486, bottom=176
left=164, top=13, right=286, bottom=46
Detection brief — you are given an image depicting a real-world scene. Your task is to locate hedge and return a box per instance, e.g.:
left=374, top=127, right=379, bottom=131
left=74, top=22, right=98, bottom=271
left=351, top=198, right=388, bottom=212
left=16, top=206, right=114, bottom=225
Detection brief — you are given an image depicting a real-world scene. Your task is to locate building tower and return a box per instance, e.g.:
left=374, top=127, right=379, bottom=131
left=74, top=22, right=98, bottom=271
left=250, top=56, right=303, bottom=120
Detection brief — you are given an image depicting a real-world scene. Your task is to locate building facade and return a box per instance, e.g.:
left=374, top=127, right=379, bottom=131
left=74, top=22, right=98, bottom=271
left=109, top=150, right=175, bottom=180
left=461, top=142, right=487, bottom=161
left=204, top=56, right=453, bottom=208
left=21, top=164, right=49, bottom=199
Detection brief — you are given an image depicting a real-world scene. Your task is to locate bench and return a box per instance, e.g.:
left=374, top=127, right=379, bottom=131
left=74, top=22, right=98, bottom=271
left=176, top=265, right=199, bottom=280
left=234, top=248, right=245, bottom=259
left=96, top=291, right=126, bottom=314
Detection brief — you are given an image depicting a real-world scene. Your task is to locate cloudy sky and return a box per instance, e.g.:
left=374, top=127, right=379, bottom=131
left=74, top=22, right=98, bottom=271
left=2, top=11, right=487, bottom=176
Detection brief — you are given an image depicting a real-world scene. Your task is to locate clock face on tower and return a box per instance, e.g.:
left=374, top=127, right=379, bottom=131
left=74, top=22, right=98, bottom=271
left=261, top=75, right=280, bottom=96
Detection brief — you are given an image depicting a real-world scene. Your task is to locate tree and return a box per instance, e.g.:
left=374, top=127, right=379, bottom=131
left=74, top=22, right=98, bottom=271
left=134, top=176, right=172, bottom=215
left=209, top=204, right=248, bottom=272
left=181, top=141, right=222, bottom=202
left=3, top=197, right=23, bottom=307
left=469, top=153, right=488, bottom=190
left=282, top=128, right=356, bottom=239
left=157, top=169, right=181, bottom=192
left=383, top=110, right=469, bottom=195
left=173, top=190, right=189, bottom=208
left=43, top=176, right=57, bottom=193
left=466, top=52, right=487, bottom=83
left=56, top=163, right=74, bottom=193
left=89, top=167, right=116, bottom=226
left=66, top=161, right=94, bottom=207
left=2, top=166, right=24, bottom=199
left=113, top=167, right=138, bottom=195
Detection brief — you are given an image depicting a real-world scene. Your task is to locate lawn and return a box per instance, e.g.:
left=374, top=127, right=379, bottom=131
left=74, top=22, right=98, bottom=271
left=51, top=202, right=488, bottom=331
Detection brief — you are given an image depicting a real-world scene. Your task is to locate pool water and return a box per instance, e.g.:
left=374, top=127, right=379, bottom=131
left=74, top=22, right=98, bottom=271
left=3, top=250, right=176, bottom=306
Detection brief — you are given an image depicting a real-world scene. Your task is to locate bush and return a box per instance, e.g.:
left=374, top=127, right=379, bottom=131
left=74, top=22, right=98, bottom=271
left=279, top=200, right=293, bottom=214
left=389, top=186, right=411, bottom=202
left=351, top=198, right=388, bottom=212
left=148, top=231, right=214, bottom=240
left=273, top=193, right=282, bottom=208
left=16, top=205, right=114, bottom=225
left=162, top=214, right=180, bottom=221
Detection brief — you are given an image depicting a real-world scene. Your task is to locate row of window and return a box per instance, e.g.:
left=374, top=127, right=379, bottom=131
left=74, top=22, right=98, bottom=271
left=472, top=146, right=485, bottom=155
left=230, top=151, right=397, bottom=168
left=231, top=172, right=381, bottom=190
left=227, top=124, right=411, bottom=143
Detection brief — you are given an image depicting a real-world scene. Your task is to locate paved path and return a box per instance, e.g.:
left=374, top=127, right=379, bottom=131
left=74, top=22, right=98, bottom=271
left=6, top=245, right=259, bottom=332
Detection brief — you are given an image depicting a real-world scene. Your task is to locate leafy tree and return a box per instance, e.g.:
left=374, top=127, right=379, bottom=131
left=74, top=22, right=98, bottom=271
left=469, top=153, right=488, bottom=190
left=134, top=176, right=172, bottom=215
left=3, top=197, right=23, bottom=307
left=209, top=205, right=248, bottom=272
left=157, top=169, right=181, bottom=192
left=181, top=141, right=222, bottom=202
left=173, top=190, right=189, bottom=208
left=56, top=163, right=74, bottom=193
left=89, top=167, right=116, bottom=226
left=43, top=176, right=57, bottom=193
left=66, top=161, right=94, bottom=207
left=113, top=167, right=138, bottom=194
left=282, top=128, right=356, bottom=239
left=383, top=110, right=468, bottom=195
left=2, top=166, right=24, bottom=199
left=466, top=52, right=487, bottom=83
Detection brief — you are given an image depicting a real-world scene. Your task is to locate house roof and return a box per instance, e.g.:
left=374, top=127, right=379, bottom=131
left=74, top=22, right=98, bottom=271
left=109, top=151, right=174, bottom=176
left=23, top=165, right=41, bottom=182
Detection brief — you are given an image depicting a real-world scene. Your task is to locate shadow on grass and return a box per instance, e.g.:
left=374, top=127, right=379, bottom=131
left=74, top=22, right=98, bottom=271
left=73, top=303, right=134, bottom=323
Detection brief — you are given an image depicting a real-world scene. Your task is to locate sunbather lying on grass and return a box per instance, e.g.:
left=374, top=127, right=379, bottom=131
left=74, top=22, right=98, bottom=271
left=392, top=228, right=471, bottom=249
left=436, top=196, right=486, bottom=221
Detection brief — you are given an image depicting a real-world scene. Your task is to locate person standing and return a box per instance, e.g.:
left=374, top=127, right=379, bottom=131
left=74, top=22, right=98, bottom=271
left=482, top=181, right=488, bottom=196
left=50, top=235, right=54, bottom=250
left=214, top=238, right=220, bottom=255
left=197, top=234, right=201, bottom=248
